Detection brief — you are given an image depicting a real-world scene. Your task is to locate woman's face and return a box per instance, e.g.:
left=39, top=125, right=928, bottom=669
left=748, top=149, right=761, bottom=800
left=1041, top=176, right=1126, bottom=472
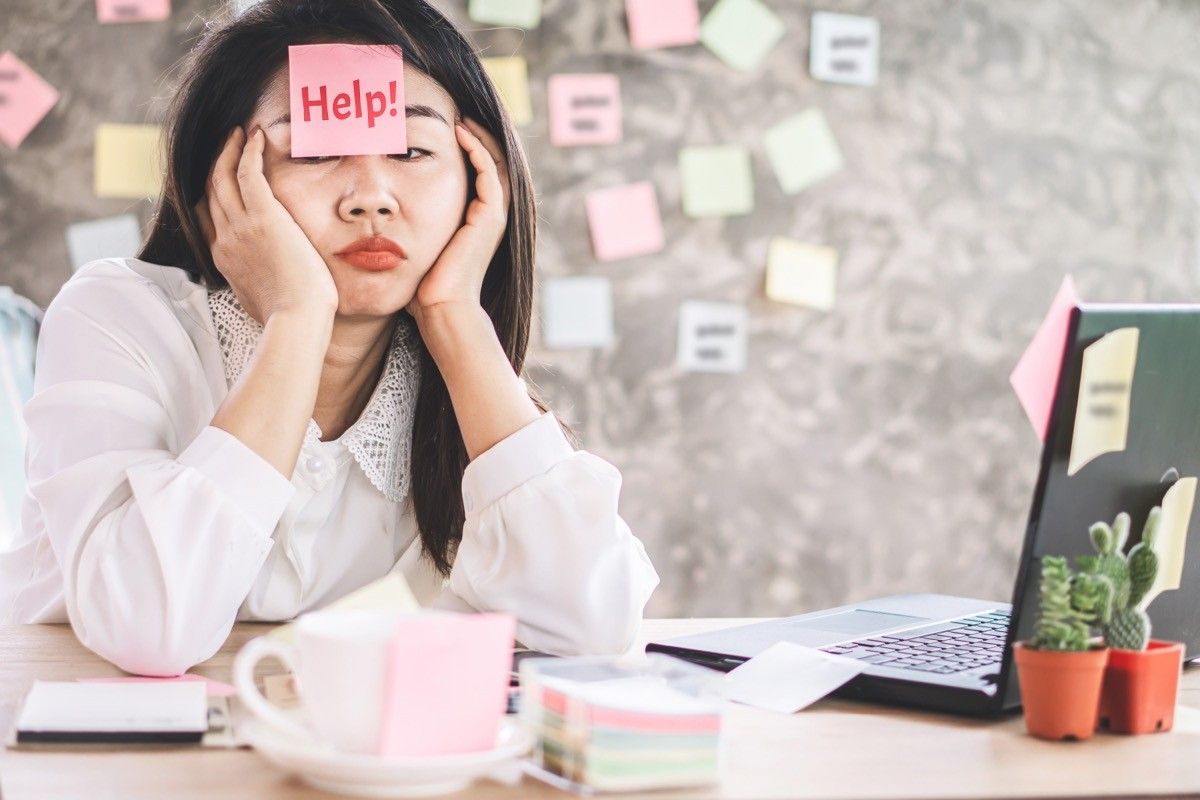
left=245, top=64, right=469, bottom=319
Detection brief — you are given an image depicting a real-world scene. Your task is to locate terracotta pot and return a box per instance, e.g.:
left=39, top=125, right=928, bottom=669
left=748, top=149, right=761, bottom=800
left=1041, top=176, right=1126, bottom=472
left=1013, top=642, right=1109, bottom=741
left=1097, top=639, right=1184, bottom=735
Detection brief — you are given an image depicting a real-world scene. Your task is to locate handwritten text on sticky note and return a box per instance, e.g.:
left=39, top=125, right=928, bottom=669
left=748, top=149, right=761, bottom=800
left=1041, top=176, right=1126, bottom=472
left=549, top=73, right=622, bottom=147
left=288, top=44, right=406, bottom=158
left=677, top=301, right=748, bottom=373
left=1067, top=327, right=1139, bottom=476
left=809, top=12, right=880, bottom=86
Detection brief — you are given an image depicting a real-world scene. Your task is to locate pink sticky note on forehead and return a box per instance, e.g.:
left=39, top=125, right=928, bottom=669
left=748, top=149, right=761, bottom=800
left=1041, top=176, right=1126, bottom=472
left=288, top=43, right=407, bottom=158
left=0, top=51, right=60, bottom=149
left=96, top=0, right=171, bottom=23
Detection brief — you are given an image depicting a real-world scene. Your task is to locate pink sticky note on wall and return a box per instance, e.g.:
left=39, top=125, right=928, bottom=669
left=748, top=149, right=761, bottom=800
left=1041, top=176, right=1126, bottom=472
left=0, top=52, right=60, bottom=149
left=1010, top=275, right=1080, bottom=441
left=378, top=613, right=515, bottom=757
left=288, top=43, right=407, bottom=158
left=586, top=181, right=665, bottom=262
left=548, top=73, right=622, bottom=147
left=96, top=0, right=171, bottom=23
left=626, top=0, right=701, bottom=49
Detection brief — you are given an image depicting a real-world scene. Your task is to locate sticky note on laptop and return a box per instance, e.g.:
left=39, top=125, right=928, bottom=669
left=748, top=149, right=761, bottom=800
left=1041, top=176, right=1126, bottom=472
left=549, top=74, right=622, bottom=147
left=94, top=123, right=164, bottom=198
left=269, top=572, right=419, bottom=644
left=288, top=43, right=406, bottom=158
left=0, top=51, right=60, bottom=150
left=1009, top=276, right=1079, bottom=441
left=1067, top=327, right=1139, bottom=476
left=96, top=0, right=171, bottom=23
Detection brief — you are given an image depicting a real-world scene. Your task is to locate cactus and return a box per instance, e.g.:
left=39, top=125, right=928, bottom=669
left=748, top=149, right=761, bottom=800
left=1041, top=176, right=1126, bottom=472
left=1076, top=506, right=1162, bottom=652
left=1030, top=555, right=1104, bottom=651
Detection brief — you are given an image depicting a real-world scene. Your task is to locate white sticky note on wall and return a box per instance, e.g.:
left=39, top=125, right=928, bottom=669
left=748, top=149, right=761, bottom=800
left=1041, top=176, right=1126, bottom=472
left=1067, top=327, right=1139, bottom=476
left=809, top=11, right=880, bottom=87
left=542, top=277, right=615, bottom=349
left=765, top=237, right=837, bottom=310
left=65, top=214, right=142, bottom=272
left=725, top=641, right=866, bottom=713
left=677, top=301, right=747, bottom=373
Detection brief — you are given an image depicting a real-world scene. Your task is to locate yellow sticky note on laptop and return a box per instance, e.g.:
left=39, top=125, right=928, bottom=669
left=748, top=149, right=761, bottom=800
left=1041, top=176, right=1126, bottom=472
left=1145, top=477, right=1196, bottom=604
left=1067, top=327, right=1139, bottom=476
left=94, top=123, right=164, bottom=199
left=482, top=56, right=532, bottom=126
left=765, top=238, right=837, bottom=310
left=269, top=572, right=420, bottom=644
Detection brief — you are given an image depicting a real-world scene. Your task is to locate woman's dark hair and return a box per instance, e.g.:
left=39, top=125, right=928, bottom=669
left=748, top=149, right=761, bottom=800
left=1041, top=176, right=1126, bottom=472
left=140, top=0, right=555, bottom=576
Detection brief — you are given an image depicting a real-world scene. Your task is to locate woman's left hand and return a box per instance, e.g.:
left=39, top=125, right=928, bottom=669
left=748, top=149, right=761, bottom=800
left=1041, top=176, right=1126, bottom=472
left=407, top=117, right=511, bottom=318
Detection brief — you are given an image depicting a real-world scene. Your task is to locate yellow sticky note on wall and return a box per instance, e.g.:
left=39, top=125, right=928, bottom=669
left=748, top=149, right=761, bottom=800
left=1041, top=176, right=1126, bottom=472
left=1067, top=327, right=1139, bottom=476
left=765, top=237, right=837, bottom=310
left=1145, top=476, right=1196, bottom=604
left=269, top=572, right=420, bottom=644
left=94, top=123, right=164, bottom=199
left=482, top=56, right=533, bottom=126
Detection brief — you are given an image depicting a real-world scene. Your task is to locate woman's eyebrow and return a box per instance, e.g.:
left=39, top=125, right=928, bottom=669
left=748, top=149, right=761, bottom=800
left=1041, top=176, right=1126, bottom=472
left=264, top=104, right=450, bottom=128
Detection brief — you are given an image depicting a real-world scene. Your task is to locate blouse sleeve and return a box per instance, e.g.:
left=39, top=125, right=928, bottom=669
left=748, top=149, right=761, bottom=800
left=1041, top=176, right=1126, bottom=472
left=431, top=412, right=661, bottom=655
left=21, top=270, right=295, bottom=676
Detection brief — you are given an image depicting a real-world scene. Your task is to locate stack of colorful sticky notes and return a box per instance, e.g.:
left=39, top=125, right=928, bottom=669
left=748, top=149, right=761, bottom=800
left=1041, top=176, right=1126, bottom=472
left=520, top=655, right=723, bottom=792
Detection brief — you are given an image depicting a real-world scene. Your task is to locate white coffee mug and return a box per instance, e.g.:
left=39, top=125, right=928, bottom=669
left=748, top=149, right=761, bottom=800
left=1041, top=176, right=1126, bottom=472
left=234, top=607, right=449, bottom=754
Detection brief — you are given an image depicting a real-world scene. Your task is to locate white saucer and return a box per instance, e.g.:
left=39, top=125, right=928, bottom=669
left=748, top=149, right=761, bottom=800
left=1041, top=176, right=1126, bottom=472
left=242, top=716, right=534, bottom=798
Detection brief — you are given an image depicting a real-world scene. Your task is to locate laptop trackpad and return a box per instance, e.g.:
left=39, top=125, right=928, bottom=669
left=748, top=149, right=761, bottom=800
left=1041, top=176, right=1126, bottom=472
left=788, top=609, right=929, bottom=636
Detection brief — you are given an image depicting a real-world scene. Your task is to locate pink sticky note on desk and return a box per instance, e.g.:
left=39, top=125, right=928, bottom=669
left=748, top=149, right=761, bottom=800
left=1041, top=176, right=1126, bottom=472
left=0, top=52, right=60, bottom=150
left=288, top=43, right=407, bottom=158
left=379, top=613, right=515, bottom=757
left=626, top=0, right=701, bottom=49
left=548, top=73, right=622, bottom=147
left=1009, top=275, right=1080, bottom=441
left=78, top=674, right=236, bottom=698
left=96, top=0, right=171, bottom=23
left=586, top=181, right=665, bottom=262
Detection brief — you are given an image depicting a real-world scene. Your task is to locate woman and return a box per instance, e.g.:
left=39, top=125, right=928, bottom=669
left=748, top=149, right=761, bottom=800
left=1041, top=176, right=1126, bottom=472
left=0, top=0, right=659, bottom=676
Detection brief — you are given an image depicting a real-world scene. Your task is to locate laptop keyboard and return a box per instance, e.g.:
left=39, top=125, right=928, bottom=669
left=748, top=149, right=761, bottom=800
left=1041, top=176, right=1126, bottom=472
left=819, top=610, right=1011, bottom=674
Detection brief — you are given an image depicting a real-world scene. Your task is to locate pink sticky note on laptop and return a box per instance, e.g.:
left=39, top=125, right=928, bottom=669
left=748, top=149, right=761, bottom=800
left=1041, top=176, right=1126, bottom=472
left=626, top=0, right=700, bottom=49
left=378, top=612, right=515, bottom=757
left=586, top=181, right=665, bottom=262
left=0, top=51, right=60, bottom=150
left=288, top=43, right=407, bottom=158
left=548, top=73, right=622, bottom=147
left=1009, top=275, right=1080, bottom=441
left=96, top=0, right=171, bottom=23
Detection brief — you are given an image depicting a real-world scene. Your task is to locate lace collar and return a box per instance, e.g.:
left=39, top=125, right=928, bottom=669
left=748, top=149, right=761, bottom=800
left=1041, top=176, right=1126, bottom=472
left=206, top=287, right=421, bottom=503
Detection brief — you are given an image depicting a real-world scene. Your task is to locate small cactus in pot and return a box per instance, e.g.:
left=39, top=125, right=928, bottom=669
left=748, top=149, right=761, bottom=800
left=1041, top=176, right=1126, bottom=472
left=1077, top=508, right=1160, bottom=651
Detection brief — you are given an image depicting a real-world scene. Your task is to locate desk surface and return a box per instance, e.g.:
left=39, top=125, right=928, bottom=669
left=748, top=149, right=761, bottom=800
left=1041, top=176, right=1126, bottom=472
left=1, top=619, right=1199, bottom=799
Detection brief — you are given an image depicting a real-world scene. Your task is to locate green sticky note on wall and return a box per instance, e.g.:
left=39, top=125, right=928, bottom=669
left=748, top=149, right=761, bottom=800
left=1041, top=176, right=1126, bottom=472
left=679, top=144, right=755, bottom=218
left=469, top=0, right=541, bottom=29
left=699, top=0, right=784, bottom=72
left=763, top=108, right=844, bottom=194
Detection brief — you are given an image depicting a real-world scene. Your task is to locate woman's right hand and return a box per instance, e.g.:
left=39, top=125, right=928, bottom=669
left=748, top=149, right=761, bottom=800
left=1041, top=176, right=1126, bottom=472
left=195, top=126, right=338, bottom=325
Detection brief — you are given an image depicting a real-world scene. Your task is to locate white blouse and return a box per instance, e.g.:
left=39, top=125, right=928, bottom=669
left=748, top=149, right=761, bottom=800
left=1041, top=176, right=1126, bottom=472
left=0, top=257, right=660, bottom=676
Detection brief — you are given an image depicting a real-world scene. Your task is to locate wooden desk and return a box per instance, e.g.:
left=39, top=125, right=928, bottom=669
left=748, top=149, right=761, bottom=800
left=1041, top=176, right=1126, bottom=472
left=2, top=619, right=1199, bottom=799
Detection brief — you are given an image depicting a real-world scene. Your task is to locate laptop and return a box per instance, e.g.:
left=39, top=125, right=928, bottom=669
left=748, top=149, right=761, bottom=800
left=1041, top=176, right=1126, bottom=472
left=647, top=304, right=1200, bottom=717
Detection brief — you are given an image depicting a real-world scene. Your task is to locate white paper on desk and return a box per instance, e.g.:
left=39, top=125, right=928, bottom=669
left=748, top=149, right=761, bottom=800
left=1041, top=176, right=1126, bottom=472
left=724, top=641, right=866, bottom=714
left=16, top=681, right=208, bottom=734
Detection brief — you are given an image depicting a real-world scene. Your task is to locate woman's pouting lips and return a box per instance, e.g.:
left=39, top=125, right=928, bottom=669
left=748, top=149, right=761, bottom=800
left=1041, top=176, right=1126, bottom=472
left=338, top=250, right=404, bottom=271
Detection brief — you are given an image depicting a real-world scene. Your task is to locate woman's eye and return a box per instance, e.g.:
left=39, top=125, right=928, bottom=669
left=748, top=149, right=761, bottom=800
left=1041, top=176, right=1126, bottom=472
left=293, top=155, right=333, bottom=164
left=390, top=148, right=431, bottom=162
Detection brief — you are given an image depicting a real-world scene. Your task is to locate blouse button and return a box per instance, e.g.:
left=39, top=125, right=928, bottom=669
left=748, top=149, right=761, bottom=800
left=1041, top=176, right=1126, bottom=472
left=306, top=456, right=326, bottom=474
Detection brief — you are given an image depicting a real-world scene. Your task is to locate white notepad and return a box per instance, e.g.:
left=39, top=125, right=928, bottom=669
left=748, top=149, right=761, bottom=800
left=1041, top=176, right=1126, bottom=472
left=15, top=681, right=209, bottom=743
